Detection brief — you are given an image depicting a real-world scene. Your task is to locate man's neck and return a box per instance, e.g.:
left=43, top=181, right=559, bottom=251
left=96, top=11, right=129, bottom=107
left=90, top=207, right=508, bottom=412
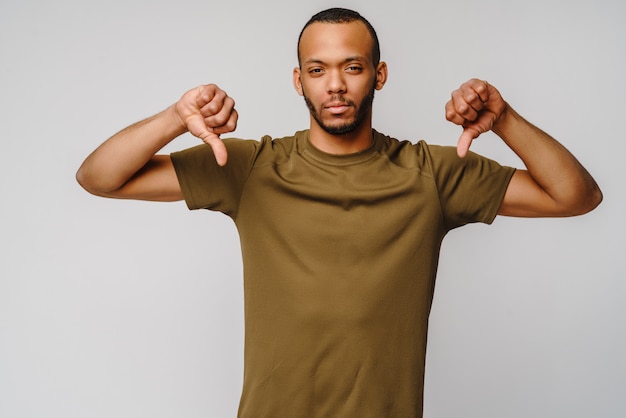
left=308, top=121, right=373, bottom=155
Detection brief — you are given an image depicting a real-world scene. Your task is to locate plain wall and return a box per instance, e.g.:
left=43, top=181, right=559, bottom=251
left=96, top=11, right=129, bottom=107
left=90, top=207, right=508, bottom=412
left=1, top=0, right=624, bottom=417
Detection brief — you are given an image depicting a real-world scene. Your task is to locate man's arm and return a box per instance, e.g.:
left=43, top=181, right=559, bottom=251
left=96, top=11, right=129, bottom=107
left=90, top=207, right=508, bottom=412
left=445, top=79, right=602, bottom=217
left=76, top=84, right=238, bottom=201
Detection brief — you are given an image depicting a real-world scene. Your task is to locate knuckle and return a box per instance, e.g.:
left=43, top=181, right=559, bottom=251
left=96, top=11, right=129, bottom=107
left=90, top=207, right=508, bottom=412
left=207, top=115, right=226, bottom=127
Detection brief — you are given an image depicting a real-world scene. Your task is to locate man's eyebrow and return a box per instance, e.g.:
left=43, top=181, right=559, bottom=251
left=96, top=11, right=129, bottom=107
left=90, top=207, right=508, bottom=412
left=303, top=56, right=368, bottom=66
left=303, top=58, right=325, bottom=66
left=346, top=55, right=368, bottom=62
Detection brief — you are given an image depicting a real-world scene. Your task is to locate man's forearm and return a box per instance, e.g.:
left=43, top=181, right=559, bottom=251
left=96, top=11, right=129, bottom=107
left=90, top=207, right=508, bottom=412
left=493, top=105, right=602, bottom=215
left=76, top=104, right=186, bottom=195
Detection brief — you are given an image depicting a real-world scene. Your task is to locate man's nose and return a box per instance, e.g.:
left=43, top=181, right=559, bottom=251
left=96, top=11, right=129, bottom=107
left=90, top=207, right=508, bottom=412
left=326, top=70, right=346, bottom=94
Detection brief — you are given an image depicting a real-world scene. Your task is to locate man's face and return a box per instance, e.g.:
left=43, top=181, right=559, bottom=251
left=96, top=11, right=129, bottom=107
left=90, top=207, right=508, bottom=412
left=294, top=21, right=385, bottom=135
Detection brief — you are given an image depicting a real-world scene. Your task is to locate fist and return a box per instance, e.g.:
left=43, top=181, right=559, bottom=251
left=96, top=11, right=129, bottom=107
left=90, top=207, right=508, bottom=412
left=176, top=84, right=238, bottom=166
left=445, top=79, right=506, bottom=158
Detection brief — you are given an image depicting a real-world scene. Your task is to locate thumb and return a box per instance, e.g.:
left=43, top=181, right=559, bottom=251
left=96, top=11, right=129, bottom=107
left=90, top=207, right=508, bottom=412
left=186, top=115, right=228, bottom=166
left=456, top=129, right=474, bottom=158
left=456, top=127, right=482, bottom=158
left=201, top=133, right=228, bottom=166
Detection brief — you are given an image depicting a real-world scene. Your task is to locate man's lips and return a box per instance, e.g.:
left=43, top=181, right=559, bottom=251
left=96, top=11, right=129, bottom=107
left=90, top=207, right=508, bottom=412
left=324, top=102, right=352, bottom=115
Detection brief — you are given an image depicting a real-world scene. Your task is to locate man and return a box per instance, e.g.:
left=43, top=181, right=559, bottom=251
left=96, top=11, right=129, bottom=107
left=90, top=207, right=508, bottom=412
left=76, top=7, right=601, bottom=418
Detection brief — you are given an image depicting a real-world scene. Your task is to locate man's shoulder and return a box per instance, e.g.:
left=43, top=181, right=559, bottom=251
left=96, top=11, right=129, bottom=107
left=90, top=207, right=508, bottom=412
left=375, top=130, right=456, bottom=153
left=374, top=130, right=458, bottom=170
left=217, top=131, right=298, bottom=152
left=217, top=131, right=304, bottom=169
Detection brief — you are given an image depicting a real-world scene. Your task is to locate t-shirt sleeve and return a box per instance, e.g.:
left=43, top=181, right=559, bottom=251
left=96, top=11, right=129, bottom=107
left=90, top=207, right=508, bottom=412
left=426, top=144, right=516, bottom=230
left=170, top=138, right=260, bottom=217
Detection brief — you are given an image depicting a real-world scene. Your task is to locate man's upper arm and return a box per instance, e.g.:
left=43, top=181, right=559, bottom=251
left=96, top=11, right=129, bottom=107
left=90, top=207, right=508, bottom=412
left=101, top=155, right=184, bottom=202
left=499, top=170, right=562, bottom=217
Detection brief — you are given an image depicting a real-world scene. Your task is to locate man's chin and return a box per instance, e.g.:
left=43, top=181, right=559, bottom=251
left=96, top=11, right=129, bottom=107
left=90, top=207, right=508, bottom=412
left=321, top=122, right=358, bottom=135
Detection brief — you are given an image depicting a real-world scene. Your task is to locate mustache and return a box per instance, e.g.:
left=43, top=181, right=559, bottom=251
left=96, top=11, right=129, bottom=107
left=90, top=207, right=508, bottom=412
left=323, top=95, right=356, bottom=107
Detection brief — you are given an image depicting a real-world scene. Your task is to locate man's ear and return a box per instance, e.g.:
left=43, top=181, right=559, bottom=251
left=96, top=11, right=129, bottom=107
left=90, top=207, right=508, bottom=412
left=375, top=61, right=388, bottom=91
left=293, top=67, right=304, bottom=96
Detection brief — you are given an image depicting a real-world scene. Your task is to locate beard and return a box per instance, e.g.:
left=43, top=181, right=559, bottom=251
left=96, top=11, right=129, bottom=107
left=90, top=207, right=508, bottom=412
left=302, top=81, right=376, bottom=135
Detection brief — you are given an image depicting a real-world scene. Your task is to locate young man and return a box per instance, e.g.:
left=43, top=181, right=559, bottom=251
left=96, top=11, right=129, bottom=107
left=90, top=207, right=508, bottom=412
left=77, top=7, right=601, bottom=418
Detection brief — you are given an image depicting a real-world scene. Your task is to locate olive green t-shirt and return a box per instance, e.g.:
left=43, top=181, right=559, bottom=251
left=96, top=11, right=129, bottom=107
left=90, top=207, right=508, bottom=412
left=171, top=130, right=515, bottom=418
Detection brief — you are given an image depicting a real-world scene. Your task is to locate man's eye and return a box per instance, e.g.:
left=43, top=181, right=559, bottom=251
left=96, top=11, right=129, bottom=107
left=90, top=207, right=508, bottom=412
left=347, top=66, right=362, bottom=72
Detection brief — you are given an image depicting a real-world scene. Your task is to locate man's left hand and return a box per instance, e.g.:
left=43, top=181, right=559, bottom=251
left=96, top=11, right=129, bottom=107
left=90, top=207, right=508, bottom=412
left=445, top=79, right=507, bottom=157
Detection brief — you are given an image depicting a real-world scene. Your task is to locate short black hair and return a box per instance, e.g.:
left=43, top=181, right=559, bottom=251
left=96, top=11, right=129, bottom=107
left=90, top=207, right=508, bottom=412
left=297, top=8, right=381, bottom=67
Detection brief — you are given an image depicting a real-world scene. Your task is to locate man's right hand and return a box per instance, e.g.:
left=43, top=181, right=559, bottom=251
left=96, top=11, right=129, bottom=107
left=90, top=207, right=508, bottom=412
left=175, top=84, right=238, bottom=166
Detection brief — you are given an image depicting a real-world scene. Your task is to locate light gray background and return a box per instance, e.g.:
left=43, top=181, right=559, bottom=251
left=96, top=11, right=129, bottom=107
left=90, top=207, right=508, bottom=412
left=1, top=0, right=624, bottom=417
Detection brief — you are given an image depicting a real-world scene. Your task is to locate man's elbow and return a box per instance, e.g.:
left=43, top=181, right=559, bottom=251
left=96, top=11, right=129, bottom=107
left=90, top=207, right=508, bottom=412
left=563, top=183, right=603, bottom=217
left=75, top=166, right=117, bottom=198
left=76, top=166, right=94, bottom=194
left=581, top=184, right=603, bottom=214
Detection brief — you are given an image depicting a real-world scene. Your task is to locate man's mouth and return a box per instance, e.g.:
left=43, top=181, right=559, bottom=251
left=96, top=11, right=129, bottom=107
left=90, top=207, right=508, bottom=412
left=324, top=102, right=352, bottom=115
